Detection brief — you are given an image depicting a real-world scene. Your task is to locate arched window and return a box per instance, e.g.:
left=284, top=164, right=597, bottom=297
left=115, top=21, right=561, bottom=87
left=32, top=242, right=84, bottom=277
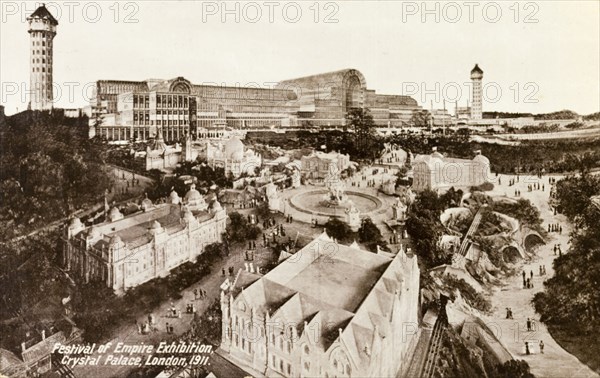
left=303, top=345, right=310, bottom=355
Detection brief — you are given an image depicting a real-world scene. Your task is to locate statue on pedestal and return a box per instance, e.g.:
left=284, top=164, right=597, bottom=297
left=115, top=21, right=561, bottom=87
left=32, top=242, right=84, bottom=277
left=345, top=200, right=361, bottom=232
left=265, top=180, right=281, bottom=212
left=291, top=168, right=301, bottom=189
left=322, top=167, right=348, bottom=206
left=392, top=197, right=407, bottom=222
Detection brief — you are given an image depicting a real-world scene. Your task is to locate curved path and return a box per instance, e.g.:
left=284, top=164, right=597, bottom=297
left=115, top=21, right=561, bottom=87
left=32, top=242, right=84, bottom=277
left=484, top=174, right=598, bottom=378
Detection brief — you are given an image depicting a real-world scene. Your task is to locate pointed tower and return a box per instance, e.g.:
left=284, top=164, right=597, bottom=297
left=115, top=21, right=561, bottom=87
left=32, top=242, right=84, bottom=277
left=470, top=64, right=484, bottom=120
left=27, top=4, right=58, bottom=111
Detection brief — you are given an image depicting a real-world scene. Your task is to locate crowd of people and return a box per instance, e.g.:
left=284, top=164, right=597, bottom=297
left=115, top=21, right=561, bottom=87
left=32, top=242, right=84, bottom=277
left=497, top=174, right=563, bottom=359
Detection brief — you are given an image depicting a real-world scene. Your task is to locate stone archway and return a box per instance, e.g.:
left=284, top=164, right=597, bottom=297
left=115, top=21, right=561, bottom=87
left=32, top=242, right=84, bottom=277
left=523, top=233, right=545, bottom=252
left=501, top=245, right=522, bottom=263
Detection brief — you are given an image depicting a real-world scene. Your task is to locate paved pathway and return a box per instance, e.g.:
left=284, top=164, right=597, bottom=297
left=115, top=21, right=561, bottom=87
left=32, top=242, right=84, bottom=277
left=71, top=208, right=322, bottom=378
left=484, top=174, right=598, bottom=378
left=71, top=241, right=252, bottom=378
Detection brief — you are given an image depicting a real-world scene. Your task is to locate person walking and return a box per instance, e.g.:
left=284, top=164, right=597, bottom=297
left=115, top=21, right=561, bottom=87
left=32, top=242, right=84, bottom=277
left=525, top=341, right=530, bottom=355
left=530, top=270, right=534, bottom=280
left=526, top=318, right=532, bottom=332
left=539, top=340, right=545, bottom=354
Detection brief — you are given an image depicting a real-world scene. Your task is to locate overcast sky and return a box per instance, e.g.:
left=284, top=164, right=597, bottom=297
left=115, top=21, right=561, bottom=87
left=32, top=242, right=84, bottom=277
left=1, top=1, right=599, bottom=115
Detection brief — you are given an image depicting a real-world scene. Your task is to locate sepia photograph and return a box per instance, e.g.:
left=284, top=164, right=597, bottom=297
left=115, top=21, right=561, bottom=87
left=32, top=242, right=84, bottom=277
left=0, top=1, right=599, bottom=377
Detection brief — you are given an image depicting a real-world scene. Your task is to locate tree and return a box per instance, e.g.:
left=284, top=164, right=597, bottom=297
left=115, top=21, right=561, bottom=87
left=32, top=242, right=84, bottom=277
left=555, top=173, right=600, bottom=228
left=409, top=110, right=431, bottom=128
left=226, top=212, right=261, bottom=243
left=406, top=190, right=451, bottom=269
left=358, top=217, right=384, bottom=252
left=345, top=108, right=377, bottom=160
left=0, top=111, right=111, bottom=236
left=494, top=359, right=534, bottom=378
left=324, top=217, right=352, bottom=242
left=534, top=175, right=600, bottom=341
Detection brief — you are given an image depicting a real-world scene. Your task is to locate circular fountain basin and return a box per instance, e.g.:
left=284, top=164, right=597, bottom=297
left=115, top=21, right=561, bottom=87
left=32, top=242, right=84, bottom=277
left=290, top=189, right=383, bottom=217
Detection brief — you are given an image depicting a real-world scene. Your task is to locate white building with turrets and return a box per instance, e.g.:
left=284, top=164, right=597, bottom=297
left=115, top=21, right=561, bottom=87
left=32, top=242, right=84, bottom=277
left=27, top=4, right=57, bottom=111
left=62, top=187, right=226, bottom=294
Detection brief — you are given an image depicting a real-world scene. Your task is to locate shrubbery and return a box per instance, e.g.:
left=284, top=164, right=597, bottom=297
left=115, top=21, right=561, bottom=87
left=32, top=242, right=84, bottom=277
left=227, top=212, right=261, bottom=243
left=443, top=274, right=492, bottom=313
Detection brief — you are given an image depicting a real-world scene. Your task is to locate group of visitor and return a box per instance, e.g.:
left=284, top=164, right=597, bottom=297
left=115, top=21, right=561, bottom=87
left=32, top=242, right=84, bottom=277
left=522, top=270, right=535, bottom=289
left=548, top=223, right=562, bottom=234
left=528, top=182, right=544, bottom=192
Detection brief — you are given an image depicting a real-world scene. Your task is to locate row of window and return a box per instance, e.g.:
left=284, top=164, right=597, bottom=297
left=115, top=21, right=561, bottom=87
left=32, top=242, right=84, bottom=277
left=156, top=94, right=189, bottom=109
left=32, top=67, right=52, bottom=73
left=133, top=119, right=190, bottom=127
left=32, top=49, right=49, bottom=56
left=32, top=40, right=50, bottom=47
left=32, top=58, right=51, bottom=64
left=270, top=355, right=292, bottom=376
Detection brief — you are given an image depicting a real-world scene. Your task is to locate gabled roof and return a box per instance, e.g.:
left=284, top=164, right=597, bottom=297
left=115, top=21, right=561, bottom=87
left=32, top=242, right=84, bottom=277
left=29, top=5, right=58, bottom=25
left=0, top=348, right=22, bottom=369
left=228, top=234, right=419, bottom=375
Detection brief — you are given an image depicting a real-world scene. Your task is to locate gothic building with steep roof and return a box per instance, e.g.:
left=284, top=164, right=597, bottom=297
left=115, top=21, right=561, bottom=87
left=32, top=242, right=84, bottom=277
left=218, top=232, right=421, bottom=377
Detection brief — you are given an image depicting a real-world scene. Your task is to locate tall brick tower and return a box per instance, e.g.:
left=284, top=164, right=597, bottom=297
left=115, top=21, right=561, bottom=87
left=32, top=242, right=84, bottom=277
left=27, top=4, right=58, bottom=111
left=470, top=64, right=483, bottom=120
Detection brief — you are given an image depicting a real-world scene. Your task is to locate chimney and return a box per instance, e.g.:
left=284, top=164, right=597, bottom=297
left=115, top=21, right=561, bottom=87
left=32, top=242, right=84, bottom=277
left=474, top=150, right=481, bottom=156
left=432, top=146, right=438, bottom=153
left=41, top=330, right=46, bottom=340
left=21, top=342, right=27, bottom=352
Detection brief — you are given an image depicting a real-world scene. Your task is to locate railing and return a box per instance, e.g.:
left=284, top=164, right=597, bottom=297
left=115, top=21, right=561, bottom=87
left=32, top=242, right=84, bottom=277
left=452, top=205, right=486, bottom=265
left=421, top=316, right=446, bottom=378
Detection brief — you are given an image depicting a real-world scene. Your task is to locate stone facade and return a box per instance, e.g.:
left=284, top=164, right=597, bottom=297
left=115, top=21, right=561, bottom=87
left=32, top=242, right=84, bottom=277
left=412, top=148, right=491, bottom=192
left=62, top=190, right=226, bottom=294
left=219, top=232, right=421, bottom=378
left=301, top=151, right=351, bottom=181
left=204, top=136, right=262, bottom=178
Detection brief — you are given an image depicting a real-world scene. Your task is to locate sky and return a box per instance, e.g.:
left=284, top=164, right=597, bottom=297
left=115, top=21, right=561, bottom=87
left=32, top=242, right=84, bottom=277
left=1, top=0, right=599, bottom=115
